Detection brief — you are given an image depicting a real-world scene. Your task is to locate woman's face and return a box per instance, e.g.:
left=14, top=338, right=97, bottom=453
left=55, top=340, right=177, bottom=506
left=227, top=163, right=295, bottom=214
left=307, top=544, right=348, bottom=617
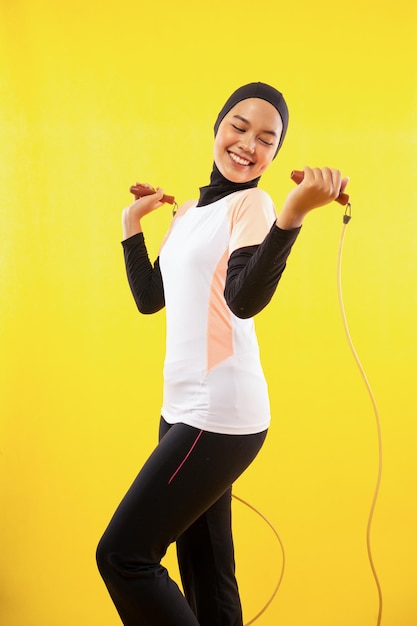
left=213, top=98, right=283, bottom=183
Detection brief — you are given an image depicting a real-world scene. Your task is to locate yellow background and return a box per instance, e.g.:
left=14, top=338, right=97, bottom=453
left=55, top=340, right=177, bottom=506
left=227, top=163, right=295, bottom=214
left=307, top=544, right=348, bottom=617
left=1, top=0, right=416, bottom=624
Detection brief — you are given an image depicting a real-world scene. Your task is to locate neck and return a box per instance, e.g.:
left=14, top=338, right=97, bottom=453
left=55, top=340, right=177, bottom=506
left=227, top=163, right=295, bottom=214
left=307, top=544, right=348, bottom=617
left=197, top=164, right=260, bottom=207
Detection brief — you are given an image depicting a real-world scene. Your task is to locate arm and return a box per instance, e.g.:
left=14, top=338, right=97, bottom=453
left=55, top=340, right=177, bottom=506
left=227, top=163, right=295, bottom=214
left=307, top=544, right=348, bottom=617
left=122, top=234, right=165, bottom=314
left=225, top=166, right=349, bottom=318
left=224, top=223, right=300, bottom=319
left=121, top=187, right=167, bottom=314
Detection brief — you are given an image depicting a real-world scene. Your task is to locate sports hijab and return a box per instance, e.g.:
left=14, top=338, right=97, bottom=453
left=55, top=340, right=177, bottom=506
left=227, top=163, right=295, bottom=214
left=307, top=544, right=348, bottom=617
left=197, top=82, right=289, bottom=207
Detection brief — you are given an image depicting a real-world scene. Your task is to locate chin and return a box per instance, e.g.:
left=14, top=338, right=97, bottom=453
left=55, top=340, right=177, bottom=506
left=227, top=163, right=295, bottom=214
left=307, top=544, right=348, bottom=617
left=221, top=166, right=252, bottom=184
left=215, top=157, right=255, bottom=183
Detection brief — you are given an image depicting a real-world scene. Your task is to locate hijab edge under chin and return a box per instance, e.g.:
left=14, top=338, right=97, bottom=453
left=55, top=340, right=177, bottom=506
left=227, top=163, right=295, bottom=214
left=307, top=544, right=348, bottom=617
left=197, top=164, right=261, bottom=207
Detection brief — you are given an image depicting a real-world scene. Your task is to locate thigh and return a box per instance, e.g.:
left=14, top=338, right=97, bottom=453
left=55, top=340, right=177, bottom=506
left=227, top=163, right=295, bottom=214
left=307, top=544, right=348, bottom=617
left=104, top=420, right=267, bottom=564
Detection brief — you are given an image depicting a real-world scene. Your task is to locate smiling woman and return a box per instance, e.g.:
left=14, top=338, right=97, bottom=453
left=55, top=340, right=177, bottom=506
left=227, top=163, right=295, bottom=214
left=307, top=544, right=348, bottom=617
left=213, top=98, right=283, bottom=182
left=96, top=81, right=349, bottom=626
left=1, top=0, right=417, bottom=624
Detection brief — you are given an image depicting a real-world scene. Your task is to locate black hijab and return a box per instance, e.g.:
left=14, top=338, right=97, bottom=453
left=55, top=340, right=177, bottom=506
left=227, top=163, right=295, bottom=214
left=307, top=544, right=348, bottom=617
left=197, top=82, right=289, bottom=207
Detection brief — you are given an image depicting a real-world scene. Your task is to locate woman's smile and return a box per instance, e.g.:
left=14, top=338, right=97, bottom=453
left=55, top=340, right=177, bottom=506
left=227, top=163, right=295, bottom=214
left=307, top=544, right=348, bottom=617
left=228, top=151, right=254, bottom=167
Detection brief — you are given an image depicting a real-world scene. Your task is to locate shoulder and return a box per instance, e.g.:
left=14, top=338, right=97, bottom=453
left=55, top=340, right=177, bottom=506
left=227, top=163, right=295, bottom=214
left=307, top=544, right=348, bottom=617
left=235, top=186, right=272, bottom=204
left=227, top=187, right=275, bottom=223
left=227, top=188, right=277, bottom=248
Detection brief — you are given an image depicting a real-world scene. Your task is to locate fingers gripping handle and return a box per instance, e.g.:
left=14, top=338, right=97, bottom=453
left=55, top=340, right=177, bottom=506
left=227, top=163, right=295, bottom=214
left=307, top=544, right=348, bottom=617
left=290, top=170, right=350, bottom=206
left=129, top=183, right=175, bottom=205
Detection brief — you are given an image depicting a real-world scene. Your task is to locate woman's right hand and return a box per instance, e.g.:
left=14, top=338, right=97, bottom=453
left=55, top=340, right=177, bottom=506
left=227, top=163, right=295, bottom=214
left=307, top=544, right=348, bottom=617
left=122, top=186, right=165, bottom=239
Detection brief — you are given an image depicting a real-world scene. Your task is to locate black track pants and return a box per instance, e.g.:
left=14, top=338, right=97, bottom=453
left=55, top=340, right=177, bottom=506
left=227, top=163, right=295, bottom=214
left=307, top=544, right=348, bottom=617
left=96, top=418, right=267, bottom=625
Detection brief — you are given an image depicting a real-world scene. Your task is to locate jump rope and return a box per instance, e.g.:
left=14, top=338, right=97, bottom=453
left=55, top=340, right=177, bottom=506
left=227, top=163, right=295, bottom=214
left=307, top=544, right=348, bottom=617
left=130, top=175, right=383, bottom=625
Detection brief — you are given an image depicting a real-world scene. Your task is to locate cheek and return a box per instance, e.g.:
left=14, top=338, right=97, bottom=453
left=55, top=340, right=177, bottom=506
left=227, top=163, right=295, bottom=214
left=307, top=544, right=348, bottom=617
left=259, top=150, right=275, bottom=171
left=214, top=129, right=230, bottom=151
left=213, top=133, right=228, bottom=164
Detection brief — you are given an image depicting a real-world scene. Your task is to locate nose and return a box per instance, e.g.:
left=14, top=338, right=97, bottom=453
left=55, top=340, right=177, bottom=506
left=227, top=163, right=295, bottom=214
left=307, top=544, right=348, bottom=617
left=239, top=134, right=256, bottom=154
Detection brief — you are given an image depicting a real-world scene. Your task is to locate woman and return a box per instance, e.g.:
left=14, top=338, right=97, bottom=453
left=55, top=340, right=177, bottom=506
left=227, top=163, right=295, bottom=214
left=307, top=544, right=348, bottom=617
left=97, top=82, right=348, bottom=626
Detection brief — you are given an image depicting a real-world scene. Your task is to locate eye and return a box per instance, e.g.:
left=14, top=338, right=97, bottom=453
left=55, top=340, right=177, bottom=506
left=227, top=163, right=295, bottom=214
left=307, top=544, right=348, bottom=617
left=259, top=137, right=274, bottom=146
left=231, top=123, right=245, bottom=133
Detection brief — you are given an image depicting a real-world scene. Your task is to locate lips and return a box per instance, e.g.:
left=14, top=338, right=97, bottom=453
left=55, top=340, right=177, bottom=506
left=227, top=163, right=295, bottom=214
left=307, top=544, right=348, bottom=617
left=228, top=151, right=253, bottom=166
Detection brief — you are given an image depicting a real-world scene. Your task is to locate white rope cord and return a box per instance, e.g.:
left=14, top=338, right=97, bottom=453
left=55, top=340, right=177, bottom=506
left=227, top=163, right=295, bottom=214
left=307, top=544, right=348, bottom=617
left=232, top=205, right=383, bottom=626
left=337, top=210, right=383, bottom=625
left=232, top=493, right=286, bottom=625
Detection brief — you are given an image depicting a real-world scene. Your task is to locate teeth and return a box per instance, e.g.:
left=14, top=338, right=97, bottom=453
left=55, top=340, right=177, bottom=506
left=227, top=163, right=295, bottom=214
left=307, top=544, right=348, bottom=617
left=229, top=152, right=251, bottom=166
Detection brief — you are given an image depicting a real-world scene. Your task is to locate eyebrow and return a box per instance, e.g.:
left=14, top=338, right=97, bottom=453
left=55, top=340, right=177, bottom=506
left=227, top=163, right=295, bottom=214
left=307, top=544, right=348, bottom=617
left=232, top=114, right=278, bottom=137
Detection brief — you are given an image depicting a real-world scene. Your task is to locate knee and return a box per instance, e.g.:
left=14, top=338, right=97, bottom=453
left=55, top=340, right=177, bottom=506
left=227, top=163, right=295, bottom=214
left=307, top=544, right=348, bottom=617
left=96, top=523, right=129, bottom=583
left=96, top=530, right=114, bottom=581
left=96, top=511, right=169, bottom=584
left=96, top=526, right=158, bottom=583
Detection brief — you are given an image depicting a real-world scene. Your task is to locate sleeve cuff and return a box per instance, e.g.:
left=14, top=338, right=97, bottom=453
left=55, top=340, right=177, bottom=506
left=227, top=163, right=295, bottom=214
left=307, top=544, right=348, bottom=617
left=121, top=232, right=145, bottom=248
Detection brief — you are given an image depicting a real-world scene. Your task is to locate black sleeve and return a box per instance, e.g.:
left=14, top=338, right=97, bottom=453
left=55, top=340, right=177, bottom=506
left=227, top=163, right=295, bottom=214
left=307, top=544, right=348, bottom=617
left=121, top=232, right=165, bottom=314
left=224, top=223, right=301, bottom=319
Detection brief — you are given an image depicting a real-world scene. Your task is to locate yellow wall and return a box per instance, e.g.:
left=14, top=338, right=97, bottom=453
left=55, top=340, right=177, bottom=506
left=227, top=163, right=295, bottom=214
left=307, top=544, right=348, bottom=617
left=1, top=1, right=416, bottom=624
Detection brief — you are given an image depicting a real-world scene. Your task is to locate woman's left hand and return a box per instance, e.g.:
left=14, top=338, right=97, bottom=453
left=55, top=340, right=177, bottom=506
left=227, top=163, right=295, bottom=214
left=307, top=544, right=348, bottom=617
left=277, top=166, right=349, bottom=230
